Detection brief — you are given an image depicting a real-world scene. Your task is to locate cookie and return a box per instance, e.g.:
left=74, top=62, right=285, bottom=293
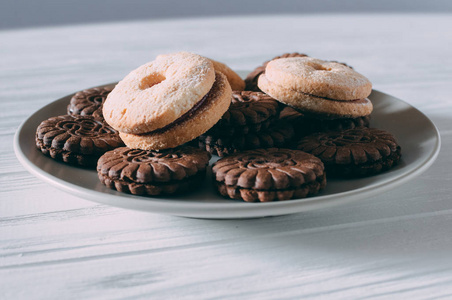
left=210, top=91, right=281, bottom=135
left=279, top=106, right=370, bottom=138
left=296, top=127, right=401, bottom=177
left=103, top=52, right=216, bottom=134
left=210, top=59, right=245, bottom=91
left=97, top=146, right=211, bottom=196
left=36, top=115, right=124, bottom=167
left=245, top=52, right=308, bottom=92
left=212, top=148, right=326, bottom=202
left=258, top=57, right=373, bottom=118
left=198, top=120, right=294, bottom=157
left=119, top=71, right=231, bottom=150
left=67, top=86, right=113, bottom=119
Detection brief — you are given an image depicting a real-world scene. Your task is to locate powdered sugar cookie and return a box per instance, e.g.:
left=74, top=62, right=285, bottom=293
left=119, top=71, right=231, bottom=150
left=103, top=52, right=216, bottom=134
left=210, top=59, right=245, bottom=91
left=245, top=52, right=308, bottom=92
left=258, top=57, right=373, bottom=118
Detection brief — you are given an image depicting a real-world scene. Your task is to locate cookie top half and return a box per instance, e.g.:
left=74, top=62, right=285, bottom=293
left=36, top=115, right=123, bottom=155
left=103, top=52, right=216, bottom=134
left=212, top=148, right=324, bottom=190
left=217, top=91, right=280, bottom=128
left=264, top=57, right=372, bottom=100
left=97, top=146, right=211, bottom=184
left=245, top=52, right=308, bottom=92
left=67, top=86, right=113, bottom=119
left=118, top=71, right=232, bottom=151
left=297, top=127, right=401, bottom=176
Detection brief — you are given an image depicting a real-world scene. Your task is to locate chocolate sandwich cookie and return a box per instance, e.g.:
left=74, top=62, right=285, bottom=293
left=97, top=146, right=211, bottom=196
left=212, top=148, right=326, bottom=202
left=296, top=127, right=401, bottom=177
left=67, top=86, right=113, bottom=119
left=36, top=115, right=124, bottom=167
left=198, top=120, right=294, bottom=157
left=245, top=52, right=308, bottom=92
left=279, top=106, right=370, bottom=139
left=211, top=91, right=281, bottom=135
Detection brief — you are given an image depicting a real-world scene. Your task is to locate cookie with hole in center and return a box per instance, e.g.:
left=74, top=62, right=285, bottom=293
left=97, top=146, right=211, bottom=196
left=258, top=57, right=373, bottom=119
left=245, top=52, right=309, bottom=92
left=36, top=115, right=124, bottom=167
left=244, top=53, right=353, bottom=92
left=212, top=148, right=326, bottom=202
left=296, top=127, right=401, bottom=177
left=118, top=71, right=232, bottom=150
left=103, top=52, right=217, bottom=135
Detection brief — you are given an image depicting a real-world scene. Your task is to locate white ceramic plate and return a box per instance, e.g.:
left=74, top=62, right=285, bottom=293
left=14, top=83, right=440, bottom=219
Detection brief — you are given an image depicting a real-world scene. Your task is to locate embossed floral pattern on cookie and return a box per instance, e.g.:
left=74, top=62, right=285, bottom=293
left=97, top=146, right=211, bottom=195
left=36, top=114, right=124, bottom=167
left=67, top=87, right=113, bottom=119
left=297, top=127, right=401, bottom=176
left=212, top=148, right=326, bottom=202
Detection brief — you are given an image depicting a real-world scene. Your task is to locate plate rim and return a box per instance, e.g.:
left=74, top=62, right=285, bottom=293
left=13, top=87, right=441, bottom=218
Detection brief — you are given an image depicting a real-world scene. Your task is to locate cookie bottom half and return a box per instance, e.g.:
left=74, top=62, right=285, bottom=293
left=326, top=147, right=401, bottom=177
left=98, top=172, right=206, bottom=196
left=198, top=121, right=294, bottom=157
left=37, top=142, right=100, bottom=168
left=215, top=174, right=326, bottom=202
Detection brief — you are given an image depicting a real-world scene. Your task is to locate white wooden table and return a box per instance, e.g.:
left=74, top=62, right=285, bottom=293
left=1, top=14, right=452, bottom=299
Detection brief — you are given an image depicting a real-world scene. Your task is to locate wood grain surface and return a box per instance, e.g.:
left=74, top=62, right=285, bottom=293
left=1, top=14, right=451, bottom=299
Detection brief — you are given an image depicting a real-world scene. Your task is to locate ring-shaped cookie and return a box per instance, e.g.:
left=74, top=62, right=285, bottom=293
left=258, top=73, right=373, bottom=118
left=103, top=52, right=215, bottom=134
left=119, top=72, right=232, bottom=150
left=157, top=54, right=245, bottom=91
left=264, top=57, right=372, bottom=100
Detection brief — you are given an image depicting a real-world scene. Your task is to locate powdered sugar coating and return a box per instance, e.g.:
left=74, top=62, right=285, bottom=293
left=209, top=59, right=245, bottom=91
left=119, top=72, right=232, bottom=150
left=258, top=73, right=373, bottom=118
left=265, top=57, right=372, bottom=100
left=103, top=52, right=215, bottom=134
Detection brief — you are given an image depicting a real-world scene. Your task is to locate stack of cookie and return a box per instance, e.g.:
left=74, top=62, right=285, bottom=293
left=35, top=51, right=401, bottom=202
left=197, top=91, right=294, bottom=157
left=36, top=88, right=124, bottom=168
left=36, top=52, right=237, bottom=195
left=242, top=53, right=401, bottom=178
left=97, top=52, right=237, bottom=195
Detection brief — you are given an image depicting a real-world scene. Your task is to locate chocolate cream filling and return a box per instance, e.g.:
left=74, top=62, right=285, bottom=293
left=138, top=91, right=211, bottom=136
